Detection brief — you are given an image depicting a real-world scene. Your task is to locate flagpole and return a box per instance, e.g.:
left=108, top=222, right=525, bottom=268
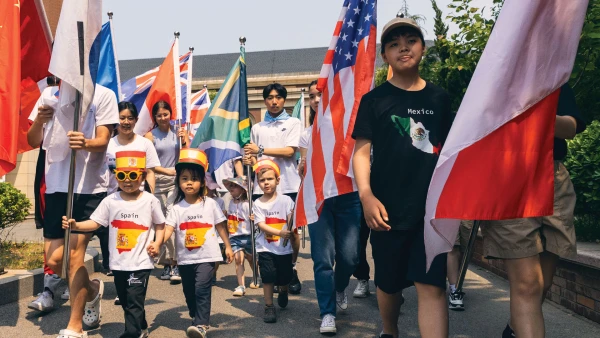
left=61, top=21, right=86, bottom=281
left=174, top=31, right=183, bottom=149
left=240, top=35, right=258, bottom=288
left=456, top=220, right=481, bottom=293
left=187, top=46, right=194, bottom=136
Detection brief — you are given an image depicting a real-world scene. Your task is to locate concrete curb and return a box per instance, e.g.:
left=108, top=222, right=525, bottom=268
left=0, top=248, right=99, bottom=306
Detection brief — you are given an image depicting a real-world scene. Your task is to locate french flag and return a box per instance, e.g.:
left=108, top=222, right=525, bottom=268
left=133, top=39, right=182, bottom=135
left=424, top=0, right=589, bottom=268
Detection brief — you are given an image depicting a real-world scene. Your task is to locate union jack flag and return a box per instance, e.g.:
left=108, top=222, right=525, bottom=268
left=121, top=51, right=192, bottom=122
left=188, top=87, right=211, bottom=138
left=295, top=0, right=377, bottom=227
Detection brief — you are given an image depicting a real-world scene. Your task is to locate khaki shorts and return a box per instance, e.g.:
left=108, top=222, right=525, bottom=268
left=454, top=220, right=474, bottom=251
left=481, top=161, right=577, bottom=260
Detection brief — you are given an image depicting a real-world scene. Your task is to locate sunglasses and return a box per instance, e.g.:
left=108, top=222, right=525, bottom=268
left=115, top=170, right=143, bottom=181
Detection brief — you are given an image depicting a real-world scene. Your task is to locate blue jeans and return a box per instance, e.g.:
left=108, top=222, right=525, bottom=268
left=308, top=192, right=362, bottom=317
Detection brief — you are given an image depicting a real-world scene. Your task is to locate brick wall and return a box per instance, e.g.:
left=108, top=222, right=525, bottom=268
left=471, top=235, right=600, bottom=324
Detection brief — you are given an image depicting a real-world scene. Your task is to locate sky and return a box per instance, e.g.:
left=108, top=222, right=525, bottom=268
left=103, top=0, right=494, bottom=60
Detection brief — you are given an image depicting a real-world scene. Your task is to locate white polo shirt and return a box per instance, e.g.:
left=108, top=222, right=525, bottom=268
left=250, top=117, right=302, bottom=195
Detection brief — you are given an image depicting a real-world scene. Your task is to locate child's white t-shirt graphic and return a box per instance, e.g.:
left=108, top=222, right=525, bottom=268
left=253, top=194, right=295, bottom=255
left=166, top=198, right=227, bottom=265
left=227, top=200, right=251, bottom=237
left=90, top=191, right=165, bottom=271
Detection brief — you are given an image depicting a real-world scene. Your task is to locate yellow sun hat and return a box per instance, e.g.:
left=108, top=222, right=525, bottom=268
left=176, top=148, right=209, bottom=172
left=253, top=159, right=280, bottom=177
left=115, top=151, right=146, bottom=171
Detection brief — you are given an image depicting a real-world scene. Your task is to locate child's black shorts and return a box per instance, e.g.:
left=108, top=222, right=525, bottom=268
left=370, top=228, right=447, bottom=294
left=258, top=252, right=293, bottom=286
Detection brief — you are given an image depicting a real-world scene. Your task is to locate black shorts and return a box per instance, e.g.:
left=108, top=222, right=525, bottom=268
left=371, top=228, right=447, bottom=294
left=43, top=192, right=106, bottom=239
left=258, top=252, right=293, bottom=286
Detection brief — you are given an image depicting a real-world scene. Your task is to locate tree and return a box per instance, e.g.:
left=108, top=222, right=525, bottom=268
left=420, top=0, right=503, bottom=112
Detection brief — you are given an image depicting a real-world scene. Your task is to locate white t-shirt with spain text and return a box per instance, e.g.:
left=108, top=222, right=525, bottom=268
left=253, top=194, right=295, bottom=255
left=89, top=191, right=165, bottom=271
left=165, top=198, right=227, bottom=265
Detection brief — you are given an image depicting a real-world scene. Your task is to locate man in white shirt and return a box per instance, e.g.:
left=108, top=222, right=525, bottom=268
left=243, top=83, right=303, bottom=294
left=27, top=84, right=119, bottom=337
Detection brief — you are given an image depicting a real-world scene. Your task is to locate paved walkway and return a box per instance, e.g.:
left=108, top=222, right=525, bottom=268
left=2, top=222, right=600, bottom=337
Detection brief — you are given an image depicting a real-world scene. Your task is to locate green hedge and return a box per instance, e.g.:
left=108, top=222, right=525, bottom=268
left=564, top=120, right=600, bottom=242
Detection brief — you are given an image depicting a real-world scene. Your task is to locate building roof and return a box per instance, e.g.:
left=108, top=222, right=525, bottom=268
left=118, top=42, right=433, bottom=82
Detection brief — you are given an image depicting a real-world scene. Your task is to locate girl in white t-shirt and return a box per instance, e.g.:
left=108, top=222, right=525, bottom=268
left=156, top=148, right=233, bottom=338
left=62, top=151, right=165, bottom=338
left=222, top=176, right=258, bottom=297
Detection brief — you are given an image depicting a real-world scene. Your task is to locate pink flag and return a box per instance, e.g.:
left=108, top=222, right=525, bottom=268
left=424, top=0, right=589, bottom=269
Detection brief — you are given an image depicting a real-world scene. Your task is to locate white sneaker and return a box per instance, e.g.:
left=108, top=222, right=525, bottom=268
left=170, top=266, right=182, bottom=283
left=160, top=266, right=171, bottom=280
left=233, top=285, right=246, bottom=297
left=448, top=290, right=465, bottom=311
left=61, top=288, right=70, bottom=300
left=28, top=290, right=54, bottom=312
left=336, top=290, right=348, bottom=310
left=353, top=280, right=370, bottom=298
left=57, top=329, right=88, bottom=338
left=320, top=314, right=337, bottom=334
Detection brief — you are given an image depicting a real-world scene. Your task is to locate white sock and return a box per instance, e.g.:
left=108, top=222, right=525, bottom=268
left=449, top=284, right=457, bottom=293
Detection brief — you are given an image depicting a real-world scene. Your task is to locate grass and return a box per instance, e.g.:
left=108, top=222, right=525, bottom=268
left=0, top=241, right=44, bottom=270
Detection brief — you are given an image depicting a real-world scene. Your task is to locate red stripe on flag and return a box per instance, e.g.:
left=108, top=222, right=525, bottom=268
left=311, top=127, right=326, bottom=203
left=0, top=1, right=21, bottom=176
left=295, top=182, right=307, bottom=227
left=337, top=28, right=376, bottom=177
left=435, top=90, right=559, bottom=220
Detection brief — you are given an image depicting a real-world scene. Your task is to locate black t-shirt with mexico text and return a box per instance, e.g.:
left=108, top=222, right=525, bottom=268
left=352, top=81, right=453, bottom=231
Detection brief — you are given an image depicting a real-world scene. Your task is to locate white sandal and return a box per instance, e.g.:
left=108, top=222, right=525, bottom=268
left=82, top=279, right=104, bottom=328
left=57, top=329, right=88, bottom=338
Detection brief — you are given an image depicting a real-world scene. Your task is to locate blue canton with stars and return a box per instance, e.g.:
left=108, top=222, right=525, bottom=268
left=333, top=0, right=377, bottom=73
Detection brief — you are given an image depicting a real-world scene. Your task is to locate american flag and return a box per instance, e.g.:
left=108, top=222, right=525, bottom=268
left=295, top=0, right=377, bottom=227
left=188, top=87, right=211, bottom=138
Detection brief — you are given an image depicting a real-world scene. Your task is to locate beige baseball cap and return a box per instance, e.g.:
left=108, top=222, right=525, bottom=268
left=380, top=14, right=424, bottom=45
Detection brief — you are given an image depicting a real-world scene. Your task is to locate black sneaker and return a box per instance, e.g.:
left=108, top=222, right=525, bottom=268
left=273, top=285, right=280, bottom=294
left=264, top=305, right=277, bottom=323
left=289, top=269, right=301, bottom=294
left=278, top=291, right=289, bottom=309
left=377, top=332, right=394, bottom=338
left=448, top=290, right=465, bottom=311
left=502, top=324, right=516, bottom=338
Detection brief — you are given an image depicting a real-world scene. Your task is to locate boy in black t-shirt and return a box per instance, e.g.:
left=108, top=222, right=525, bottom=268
left=352, top=15, right=453, bottom=338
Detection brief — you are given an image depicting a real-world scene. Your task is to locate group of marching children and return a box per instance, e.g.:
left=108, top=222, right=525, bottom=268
left=63, top=145, right=295, bottom=337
